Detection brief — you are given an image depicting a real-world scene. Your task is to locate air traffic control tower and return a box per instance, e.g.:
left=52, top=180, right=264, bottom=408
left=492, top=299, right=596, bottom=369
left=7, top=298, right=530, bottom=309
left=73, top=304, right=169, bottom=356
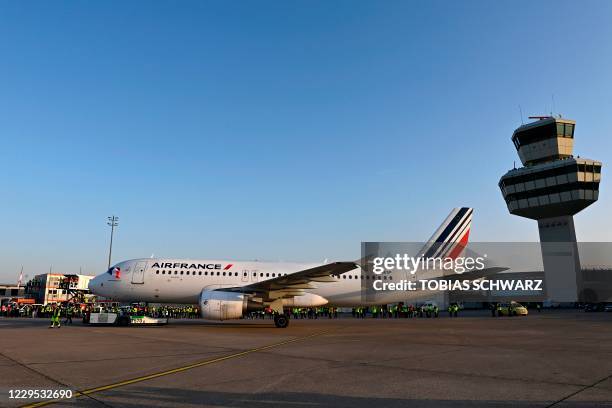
left=499, top=116, right=602, bottom=302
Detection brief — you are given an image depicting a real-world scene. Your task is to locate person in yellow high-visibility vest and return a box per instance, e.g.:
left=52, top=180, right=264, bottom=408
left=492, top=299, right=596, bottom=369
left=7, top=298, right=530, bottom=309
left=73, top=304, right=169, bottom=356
left=49, top=304, right=61, bottom=328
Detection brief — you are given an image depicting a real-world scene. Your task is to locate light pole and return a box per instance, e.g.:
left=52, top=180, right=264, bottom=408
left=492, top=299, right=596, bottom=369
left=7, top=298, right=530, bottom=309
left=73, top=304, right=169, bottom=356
left=107, top=215, right=119, bottom=269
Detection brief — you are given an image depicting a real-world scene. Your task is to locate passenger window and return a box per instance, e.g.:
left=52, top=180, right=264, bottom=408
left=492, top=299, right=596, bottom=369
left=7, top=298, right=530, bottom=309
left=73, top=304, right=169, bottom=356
left=162, top=270, right=166, bottom=275
left=266, top=273, right=269, bottom=277
left=234, top=272, right=238, bottom=276
left=174, top=271, right=177, bottom=275
left=223, top=272, right=226, bottom=276
left=156, top=270, right=159, bottom=274
left=199, top=271, right=202, bottom=275
left=180, top=271, right=184, bottom=275
left=205, top=271, right=208, bottom=276
left=343, top=275, right=346, bottom=279
left=217, top=271, right=220, bottom=276
left=186, top=271, right=190, bottom=275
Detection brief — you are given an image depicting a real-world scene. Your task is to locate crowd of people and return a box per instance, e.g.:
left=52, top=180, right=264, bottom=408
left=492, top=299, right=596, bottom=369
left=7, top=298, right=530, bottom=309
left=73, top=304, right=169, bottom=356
left=0, top=303, right=82, bottom=327
left=245, top=303, right=462, bottom=319
left=0, top=303, right=84, bottom=319
left=0, top=302, right=200, bottom=321
left=88, top=304, right=199, bottom=318
left=1, top=302, right=469, bottom=323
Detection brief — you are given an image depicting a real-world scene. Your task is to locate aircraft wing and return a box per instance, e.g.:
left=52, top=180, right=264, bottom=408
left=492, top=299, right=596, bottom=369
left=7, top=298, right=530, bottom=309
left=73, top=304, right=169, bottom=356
left=217, top=261, right=358, bottom=301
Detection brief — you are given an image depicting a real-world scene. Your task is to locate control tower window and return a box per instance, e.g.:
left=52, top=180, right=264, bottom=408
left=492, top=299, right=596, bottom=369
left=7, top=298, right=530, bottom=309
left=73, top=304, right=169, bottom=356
left=557, top=123, right=574, bottom=138
left=516, top=122, right=558, bottom=146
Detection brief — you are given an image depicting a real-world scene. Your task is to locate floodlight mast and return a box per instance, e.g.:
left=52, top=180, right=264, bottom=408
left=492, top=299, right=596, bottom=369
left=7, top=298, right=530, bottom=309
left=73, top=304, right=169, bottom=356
left=107, top=215, right=119, bottom=269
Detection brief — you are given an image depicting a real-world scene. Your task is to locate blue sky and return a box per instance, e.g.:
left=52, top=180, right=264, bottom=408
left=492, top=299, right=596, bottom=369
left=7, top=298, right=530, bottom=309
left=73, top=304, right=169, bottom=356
left=1, top=1, right=611, bottom=282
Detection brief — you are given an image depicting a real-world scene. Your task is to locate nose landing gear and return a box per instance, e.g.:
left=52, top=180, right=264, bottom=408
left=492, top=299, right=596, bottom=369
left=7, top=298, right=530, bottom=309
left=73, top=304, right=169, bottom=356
left=273, top=314, right=289, bottom=328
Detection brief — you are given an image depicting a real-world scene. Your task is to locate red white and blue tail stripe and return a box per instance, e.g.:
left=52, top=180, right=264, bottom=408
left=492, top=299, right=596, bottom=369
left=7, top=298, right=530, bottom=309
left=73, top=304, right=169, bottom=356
left=421, top=207, right=472, bottom=259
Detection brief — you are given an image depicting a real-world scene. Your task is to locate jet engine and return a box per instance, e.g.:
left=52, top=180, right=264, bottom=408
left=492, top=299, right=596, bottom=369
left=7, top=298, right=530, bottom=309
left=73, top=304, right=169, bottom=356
left=282, top=293, right=328, bottom=308
left=199, top=289, right=261, bottom=320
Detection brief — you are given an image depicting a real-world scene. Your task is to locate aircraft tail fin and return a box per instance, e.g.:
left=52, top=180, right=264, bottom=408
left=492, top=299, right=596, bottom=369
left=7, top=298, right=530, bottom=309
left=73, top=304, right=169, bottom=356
left=420, top=207, right=472, bottom=260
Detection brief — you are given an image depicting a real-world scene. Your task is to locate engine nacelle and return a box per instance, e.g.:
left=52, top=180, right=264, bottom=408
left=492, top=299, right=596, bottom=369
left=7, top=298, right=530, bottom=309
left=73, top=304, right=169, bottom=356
left=200, top=290, right=247, bottom=320
left=282, top=293, right=329, bottom=308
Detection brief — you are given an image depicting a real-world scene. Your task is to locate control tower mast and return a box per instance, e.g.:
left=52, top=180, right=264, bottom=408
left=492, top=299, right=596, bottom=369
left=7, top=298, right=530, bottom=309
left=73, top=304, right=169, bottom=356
left=499, top=116, right=602, bottom=302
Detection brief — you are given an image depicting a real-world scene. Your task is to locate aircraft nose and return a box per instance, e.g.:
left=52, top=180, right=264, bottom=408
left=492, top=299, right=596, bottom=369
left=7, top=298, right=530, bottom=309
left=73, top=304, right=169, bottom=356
left=87, top=276, right=97, bottom=292
left=88, top=274, right=103, bottom=294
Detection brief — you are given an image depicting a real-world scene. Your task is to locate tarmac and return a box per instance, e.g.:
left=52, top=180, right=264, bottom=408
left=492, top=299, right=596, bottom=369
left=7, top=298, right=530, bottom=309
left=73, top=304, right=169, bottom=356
left=1, top=310, right=611, bottom=408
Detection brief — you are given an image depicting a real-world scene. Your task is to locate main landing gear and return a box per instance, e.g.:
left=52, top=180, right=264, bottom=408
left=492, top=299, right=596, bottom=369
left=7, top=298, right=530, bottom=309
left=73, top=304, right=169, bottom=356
left=274, top=314, right=289, bottom=328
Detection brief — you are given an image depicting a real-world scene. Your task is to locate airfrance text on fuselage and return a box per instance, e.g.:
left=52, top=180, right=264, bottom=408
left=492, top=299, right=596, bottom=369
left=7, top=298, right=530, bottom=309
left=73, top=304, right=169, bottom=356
left=151, top=262, right=224, bottom=270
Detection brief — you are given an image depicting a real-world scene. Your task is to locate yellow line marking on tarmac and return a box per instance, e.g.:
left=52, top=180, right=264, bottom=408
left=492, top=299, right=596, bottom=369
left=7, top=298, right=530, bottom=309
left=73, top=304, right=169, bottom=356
left=21, top=329, right=331, bottom=408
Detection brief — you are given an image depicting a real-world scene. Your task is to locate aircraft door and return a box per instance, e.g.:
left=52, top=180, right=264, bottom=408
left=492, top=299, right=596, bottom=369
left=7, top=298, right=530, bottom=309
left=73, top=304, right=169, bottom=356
left=132, top=261, right=147, bottom=284
left=241, top=270, right=249, bottom=283
left=251, top=270, right=259, bottom=282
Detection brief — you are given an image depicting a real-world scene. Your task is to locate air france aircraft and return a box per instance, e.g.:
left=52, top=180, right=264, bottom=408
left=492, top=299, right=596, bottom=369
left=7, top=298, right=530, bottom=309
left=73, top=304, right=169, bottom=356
left=89, top=208, right=500, bottom=327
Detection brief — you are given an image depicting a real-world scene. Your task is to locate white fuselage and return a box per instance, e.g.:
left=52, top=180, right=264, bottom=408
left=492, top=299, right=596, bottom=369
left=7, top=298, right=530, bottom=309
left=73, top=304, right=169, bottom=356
left=88, top=258, right=439, bottom=307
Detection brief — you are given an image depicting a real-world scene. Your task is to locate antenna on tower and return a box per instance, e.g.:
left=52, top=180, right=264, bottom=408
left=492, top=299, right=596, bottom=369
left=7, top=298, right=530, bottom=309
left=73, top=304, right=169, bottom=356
left=518, top=105, right=524, bottom=124
left=551, top=94, right=556, bottom=115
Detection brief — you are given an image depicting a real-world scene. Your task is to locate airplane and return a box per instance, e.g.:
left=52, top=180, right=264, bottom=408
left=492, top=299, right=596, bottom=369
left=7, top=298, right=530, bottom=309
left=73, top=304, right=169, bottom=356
left=88, top=207, right=502, bottom=328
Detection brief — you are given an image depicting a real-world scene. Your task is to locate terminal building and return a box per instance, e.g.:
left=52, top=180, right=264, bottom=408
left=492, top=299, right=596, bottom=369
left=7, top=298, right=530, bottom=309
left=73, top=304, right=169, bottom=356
left=25, top=273, right=94, bottom=305
left=0, top=284, right=27, bottom=305
left=499, top=116, right=603, bottom=302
